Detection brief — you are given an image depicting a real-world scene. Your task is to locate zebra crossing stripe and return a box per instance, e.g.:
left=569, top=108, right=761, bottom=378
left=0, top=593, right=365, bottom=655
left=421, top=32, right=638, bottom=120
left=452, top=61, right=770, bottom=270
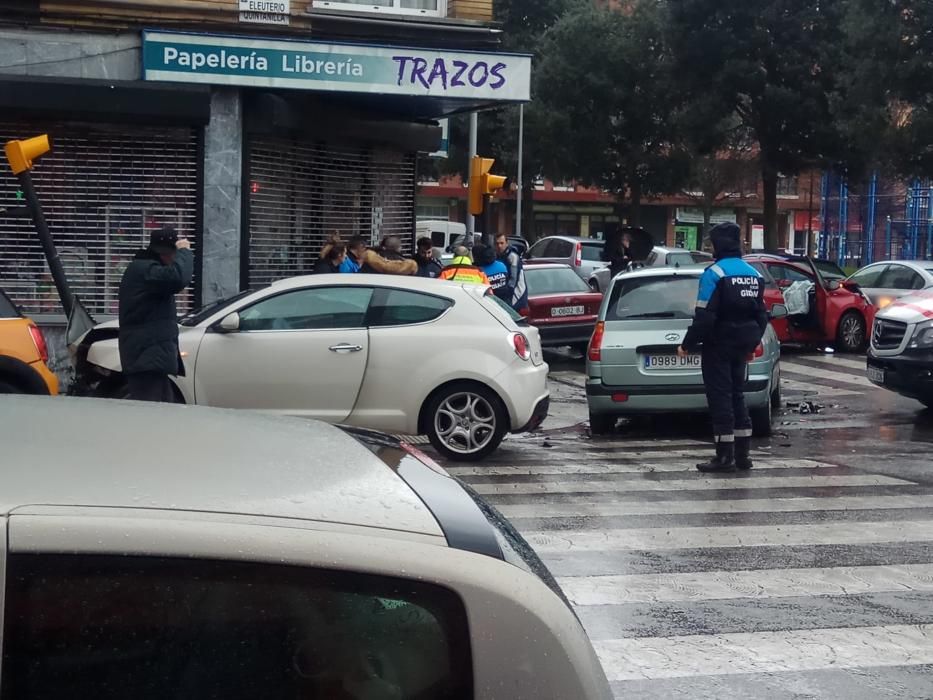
left=557, top=562, right=933, bottom=606
left=781, top=377, right=861, bottom=397
left=789, top=354, right=871, bottom=371
left=781, top=361, right=874, bottom=388
left=525, top=519, right=933, bottom=552
left=494, top=494, right=933, bottom=519
left=447, top=458, right=835, bottom=476
left=594, top=623, right=933, bottom=681
left=470, top=474, right=909, bottom=495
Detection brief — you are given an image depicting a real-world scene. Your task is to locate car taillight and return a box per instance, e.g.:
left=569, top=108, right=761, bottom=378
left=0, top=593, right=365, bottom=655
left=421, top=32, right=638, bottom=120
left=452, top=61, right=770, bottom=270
left=588, top=321, right=605, bottom=361
left=574, top=242, right=583, bottom=267
left=511, top=332, right=531, bottom=361
left=28, top=323, right=49, bottom=363
left=747, top=343, right=765, bottom=361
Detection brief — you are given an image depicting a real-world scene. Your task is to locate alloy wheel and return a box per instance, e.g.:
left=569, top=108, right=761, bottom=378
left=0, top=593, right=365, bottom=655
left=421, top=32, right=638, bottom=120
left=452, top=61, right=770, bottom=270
left=434, top=391, right=497, bottom=455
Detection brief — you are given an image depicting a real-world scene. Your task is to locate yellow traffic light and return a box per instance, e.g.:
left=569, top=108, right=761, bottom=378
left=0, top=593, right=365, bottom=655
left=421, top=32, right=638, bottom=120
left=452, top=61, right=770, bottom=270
left=469, top=155, right=509, bottom=216
left=4, top=134, right=50, bottom=175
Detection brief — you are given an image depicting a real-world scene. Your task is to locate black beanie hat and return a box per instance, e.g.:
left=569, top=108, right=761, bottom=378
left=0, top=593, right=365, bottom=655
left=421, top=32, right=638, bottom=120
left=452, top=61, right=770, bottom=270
left=709, top=222, right=742, bottom=260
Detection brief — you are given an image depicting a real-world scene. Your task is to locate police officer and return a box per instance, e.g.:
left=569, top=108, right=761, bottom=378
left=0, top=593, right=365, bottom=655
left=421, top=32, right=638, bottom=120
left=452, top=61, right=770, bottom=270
left=678, top=222, right=768, bottom=472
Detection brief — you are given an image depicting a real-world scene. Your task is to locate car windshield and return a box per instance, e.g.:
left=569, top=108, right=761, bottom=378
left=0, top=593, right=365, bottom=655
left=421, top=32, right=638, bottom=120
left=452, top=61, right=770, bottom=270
left=179, top=289, right=257, bottom=327
left=607, top=275, right=699, bottom=321
left=580, top=241, right=604, bottom=261
left=0, top=292, right=20, bottom=318
left=525, top=267, right=591, bottom=295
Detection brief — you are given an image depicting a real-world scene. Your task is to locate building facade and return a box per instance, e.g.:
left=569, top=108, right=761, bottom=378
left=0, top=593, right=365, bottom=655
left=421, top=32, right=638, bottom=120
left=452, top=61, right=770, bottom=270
left=417, top=170, right=821, bottom=252
left=0, top=0, right=528, bottom=347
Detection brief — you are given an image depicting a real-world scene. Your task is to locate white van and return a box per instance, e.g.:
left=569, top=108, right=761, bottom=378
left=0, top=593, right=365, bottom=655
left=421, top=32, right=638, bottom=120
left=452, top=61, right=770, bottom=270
left=867, top=291, right=933, bottom=407
left=416, top=220, right=467, bottom=252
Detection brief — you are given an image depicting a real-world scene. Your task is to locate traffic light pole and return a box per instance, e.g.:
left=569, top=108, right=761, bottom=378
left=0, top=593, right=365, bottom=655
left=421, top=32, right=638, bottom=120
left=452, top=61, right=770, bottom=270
left=466, top=112, right=478, bottom=245
left=16, top=169, right=75, bottom=319
left=481, top=194, right=493, bottom=248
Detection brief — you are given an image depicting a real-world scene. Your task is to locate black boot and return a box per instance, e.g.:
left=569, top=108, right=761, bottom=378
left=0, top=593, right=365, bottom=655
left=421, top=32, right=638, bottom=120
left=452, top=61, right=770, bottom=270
left=735, top=436, right=754, bottom=471
left=696, top=441, right=736, bottom=473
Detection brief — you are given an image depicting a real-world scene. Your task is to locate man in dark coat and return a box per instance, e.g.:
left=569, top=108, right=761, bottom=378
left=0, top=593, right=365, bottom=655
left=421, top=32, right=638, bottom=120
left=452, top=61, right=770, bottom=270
left=413, top=237, right=443, bottom=278
left=679, top=222, right=769, bottom=472
left=118, top=225, right=194, bottom=402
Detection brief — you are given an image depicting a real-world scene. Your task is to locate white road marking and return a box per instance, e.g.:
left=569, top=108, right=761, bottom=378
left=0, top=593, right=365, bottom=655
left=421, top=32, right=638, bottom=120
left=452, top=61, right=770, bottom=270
left=472, top=474, right=909, bottom=495
left=525, top=519, right=933, bottom=552
left=558, top=562, right=933, bottom=606
left=448, top=458, right=835, bottom=476
left=509, top=439, right=712, bottom=450
left=781, top=361, right=875, bottom=388
left=495, top=494, right=933, bottom=519
left=595, top=624, right=933, bottom=681
left=781, top=377, right=861, bottom=397
left=788, top=354, right=869, bottom=371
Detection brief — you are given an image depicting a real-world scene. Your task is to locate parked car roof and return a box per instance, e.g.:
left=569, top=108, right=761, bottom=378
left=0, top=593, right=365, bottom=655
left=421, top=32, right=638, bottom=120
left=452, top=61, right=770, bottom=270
left=0, top=396, right=445, bottom=540
left=534, top=235, right=605, bottom=243
left=268, top=272, right=466, bottom=292
left=612, top=264, right=707, bottom=281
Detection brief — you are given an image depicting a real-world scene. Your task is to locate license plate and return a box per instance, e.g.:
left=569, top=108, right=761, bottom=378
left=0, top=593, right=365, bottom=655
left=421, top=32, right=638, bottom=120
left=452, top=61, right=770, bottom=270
left=867, top=365, right=885, bottom=383
left=551, top=305, right=584, bottom=317
left=644, top=354, right=702, bottom=370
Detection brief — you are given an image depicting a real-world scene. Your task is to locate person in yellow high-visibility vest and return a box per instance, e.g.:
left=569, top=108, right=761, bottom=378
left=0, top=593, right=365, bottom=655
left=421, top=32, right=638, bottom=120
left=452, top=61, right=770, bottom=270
left=439, top=247, right=490, bottom=285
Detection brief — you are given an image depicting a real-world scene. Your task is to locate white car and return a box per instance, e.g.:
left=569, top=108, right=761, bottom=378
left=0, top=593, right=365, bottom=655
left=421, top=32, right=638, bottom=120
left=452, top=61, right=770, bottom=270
left=74, top=275, right=550, bottom=461
left=587, top=246, right=698, bottom=292
left=0, top=395, right=611, bottom=699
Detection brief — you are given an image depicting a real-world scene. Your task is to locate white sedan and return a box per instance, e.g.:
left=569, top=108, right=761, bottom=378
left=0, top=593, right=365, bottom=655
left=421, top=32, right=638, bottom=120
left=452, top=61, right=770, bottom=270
left=74, top=275, right=550, bottom=461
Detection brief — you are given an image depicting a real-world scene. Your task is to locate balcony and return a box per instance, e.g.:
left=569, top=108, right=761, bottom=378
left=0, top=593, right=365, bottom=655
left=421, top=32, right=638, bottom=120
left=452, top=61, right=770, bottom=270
left=312, top=0, right=447, bottom=19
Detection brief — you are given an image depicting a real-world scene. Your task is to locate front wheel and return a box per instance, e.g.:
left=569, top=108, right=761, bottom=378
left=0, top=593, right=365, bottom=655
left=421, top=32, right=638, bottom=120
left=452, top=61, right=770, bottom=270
left=836, top=311, right=867, bottom=353
left=425, top=383, right=507, bottom=462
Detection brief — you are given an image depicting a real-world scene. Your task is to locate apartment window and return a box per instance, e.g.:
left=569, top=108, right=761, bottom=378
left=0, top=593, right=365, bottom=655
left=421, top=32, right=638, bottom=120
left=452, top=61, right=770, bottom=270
left=312, top=0, right=447, bottom=17
left=777, top=174, right=799, bottom=197
left=417, top=204, right=450, bottom=221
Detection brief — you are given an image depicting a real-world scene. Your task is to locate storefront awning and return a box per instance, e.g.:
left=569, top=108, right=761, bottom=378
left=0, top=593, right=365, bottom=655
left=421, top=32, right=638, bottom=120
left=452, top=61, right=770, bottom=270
left=142, top=30, right=531, bottom=119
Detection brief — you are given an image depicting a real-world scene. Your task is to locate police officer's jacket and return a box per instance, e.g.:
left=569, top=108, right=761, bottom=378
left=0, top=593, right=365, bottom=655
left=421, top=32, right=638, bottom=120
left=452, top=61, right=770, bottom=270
left=682, top=248, right=768, bottom=355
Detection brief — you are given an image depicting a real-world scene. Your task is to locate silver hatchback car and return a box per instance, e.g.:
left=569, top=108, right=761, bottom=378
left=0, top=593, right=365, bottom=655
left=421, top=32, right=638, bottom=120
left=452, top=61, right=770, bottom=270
left=0, top=396, right=611, bottom=699
left=524, top=235, right=607, bottom=281
left=585, top=267, right=783, bottom=436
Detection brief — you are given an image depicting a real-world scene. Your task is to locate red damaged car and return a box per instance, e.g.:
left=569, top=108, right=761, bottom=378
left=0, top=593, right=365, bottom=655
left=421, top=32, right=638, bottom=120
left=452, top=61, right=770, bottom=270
left=745, top=254, right=875, bottom=352
left=523, top=263, right=603, bottom=351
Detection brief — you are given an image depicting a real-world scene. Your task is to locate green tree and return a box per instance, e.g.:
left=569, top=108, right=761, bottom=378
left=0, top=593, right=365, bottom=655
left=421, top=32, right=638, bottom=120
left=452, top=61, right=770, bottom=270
left=667, top=0, right=847, bottom=250
left=533, top=3, right=688, bottom=227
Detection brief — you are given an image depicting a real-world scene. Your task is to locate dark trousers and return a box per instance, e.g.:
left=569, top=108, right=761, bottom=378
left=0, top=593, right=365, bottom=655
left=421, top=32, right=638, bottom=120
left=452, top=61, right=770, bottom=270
left=126, top=372, right=175, bottom=403
left=701, top=346, right=752, bottom=441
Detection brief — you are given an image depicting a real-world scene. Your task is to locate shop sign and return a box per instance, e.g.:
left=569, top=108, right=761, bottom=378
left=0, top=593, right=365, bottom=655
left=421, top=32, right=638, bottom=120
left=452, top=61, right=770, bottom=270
left=239, top=0, right=289, bottom=25
left=675, top=207, right=737, bottom=225
left=142, top=31, right=532, bottom=101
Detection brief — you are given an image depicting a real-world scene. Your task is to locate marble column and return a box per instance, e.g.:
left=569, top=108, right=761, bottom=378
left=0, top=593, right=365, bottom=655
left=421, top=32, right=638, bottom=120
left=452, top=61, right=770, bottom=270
left=201, top=88, right=243, bottom=303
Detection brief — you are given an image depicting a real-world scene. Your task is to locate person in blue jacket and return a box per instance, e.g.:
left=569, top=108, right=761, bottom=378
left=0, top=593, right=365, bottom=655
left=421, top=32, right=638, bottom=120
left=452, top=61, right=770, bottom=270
left=495, top=232, right=529, bottom=313
left=679, top=222, right=769, bottom=473
left=475, top=244, right=510, bottom=301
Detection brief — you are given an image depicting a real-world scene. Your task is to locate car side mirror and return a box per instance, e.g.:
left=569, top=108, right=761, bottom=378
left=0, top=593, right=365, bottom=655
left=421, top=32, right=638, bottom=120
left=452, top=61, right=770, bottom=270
left=215, top=312, right=240, bottom=333
left=827, top=280, right=841, bottom=291
left=770, top=304, right=789, bottom=320
left=777, top=279, right=792, bottom=289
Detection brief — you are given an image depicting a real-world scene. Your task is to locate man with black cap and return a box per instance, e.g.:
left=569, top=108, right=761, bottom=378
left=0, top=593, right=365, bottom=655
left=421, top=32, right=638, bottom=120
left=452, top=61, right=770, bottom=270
left=678, top=222, right=769, bottom=472
left=118, top=225, right=194, bottom=402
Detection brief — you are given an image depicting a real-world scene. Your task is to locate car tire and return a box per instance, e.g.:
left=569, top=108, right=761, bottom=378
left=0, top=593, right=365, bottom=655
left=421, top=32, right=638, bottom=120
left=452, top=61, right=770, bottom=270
left=589, top=411, right=616, bottom=435
left=0, top=380, right=23, bottom=394
left=770, top=370, right=782, bottom=409
left=751, top=399, right=773, bottom=437
left=424, top=382, right=508, bottom=462
left=836, top=311, right=867, bottom=353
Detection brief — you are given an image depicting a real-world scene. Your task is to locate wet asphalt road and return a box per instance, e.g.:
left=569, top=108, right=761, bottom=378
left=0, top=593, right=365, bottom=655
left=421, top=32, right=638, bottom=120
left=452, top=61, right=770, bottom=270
left=436, top=348, right=933, bottom=699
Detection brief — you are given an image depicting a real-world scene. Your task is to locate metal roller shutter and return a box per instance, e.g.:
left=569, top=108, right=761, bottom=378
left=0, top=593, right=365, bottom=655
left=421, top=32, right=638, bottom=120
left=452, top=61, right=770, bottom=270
left=247, top=136, right=416, bottom=289
left=0, top=123, right=199, bottom=318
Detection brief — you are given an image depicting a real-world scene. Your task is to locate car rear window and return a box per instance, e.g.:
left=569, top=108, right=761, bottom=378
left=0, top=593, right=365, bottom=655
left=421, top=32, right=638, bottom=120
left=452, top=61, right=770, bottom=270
left=525, top=267, right=590, bottom=295
left=580, top=242, right=604, bottom=261
left=0, top=292, right=20, bottom=318
left=666, top=251, right=695, bottom=267
left=2, top=554, right=473, bottom=699
left=606, top=275, right=699, bottom=321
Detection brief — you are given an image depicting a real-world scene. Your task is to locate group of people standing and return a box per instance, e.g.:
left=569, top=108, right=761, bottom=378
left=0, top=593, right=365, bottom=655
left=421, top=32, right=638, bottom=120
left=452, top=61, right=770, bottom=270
left=314, top=231, right=528, bottom=314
